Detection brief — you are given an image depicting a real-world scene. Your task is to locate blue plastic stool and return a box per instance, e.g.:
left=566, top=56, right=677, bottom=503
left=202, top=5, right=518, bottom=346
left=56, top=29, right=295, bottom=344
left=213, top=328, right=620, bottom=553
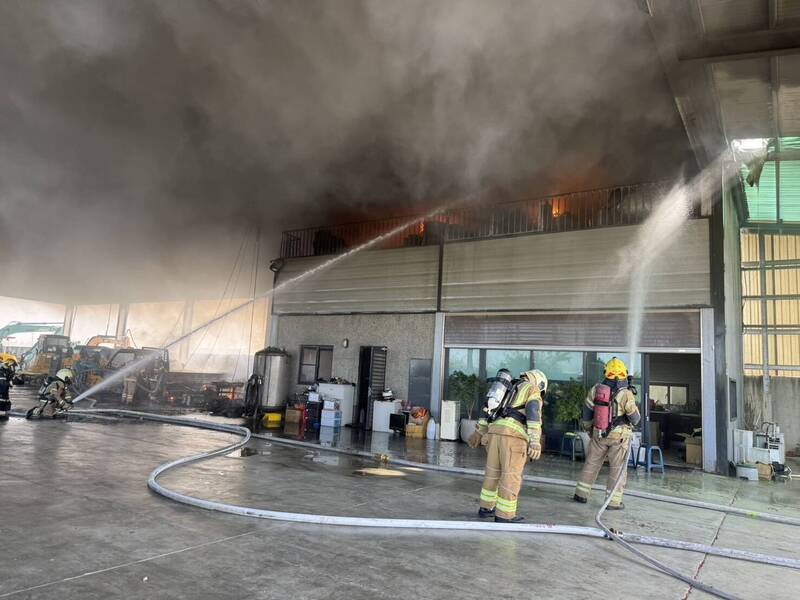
left=635, top=445, right=665, bottom=473
left=560, top=433, right=585, bottom=461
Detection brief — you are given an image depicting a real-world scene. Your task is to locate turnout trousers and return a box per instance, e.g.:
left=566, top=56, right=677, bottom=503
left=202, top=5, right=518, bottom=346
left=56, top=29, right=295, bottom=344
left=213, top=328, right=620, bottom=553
left=479, top=432, right=528, bottom=519
left=574, top=435, right=630, bottom=508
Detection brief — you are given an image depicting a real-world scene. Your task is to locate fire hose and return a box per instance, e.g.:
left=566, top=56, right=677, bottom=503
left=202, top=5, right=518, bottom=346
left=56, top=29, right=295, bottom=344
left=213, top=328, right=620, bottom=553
left=34, top=407, right=795, bottom=600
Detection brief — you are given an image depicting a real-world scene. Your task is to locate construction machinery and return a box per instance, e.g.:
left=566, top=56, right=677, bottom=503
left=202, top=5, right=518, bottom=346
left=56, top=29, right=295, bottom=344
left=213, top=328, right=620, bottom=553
left=14, top=334, right=75, bottom=385
left=76, top=346, right=224, bottom=406
left=0, top=322, right=63, bottom=359
left=71, top=334, right=134, bottom=386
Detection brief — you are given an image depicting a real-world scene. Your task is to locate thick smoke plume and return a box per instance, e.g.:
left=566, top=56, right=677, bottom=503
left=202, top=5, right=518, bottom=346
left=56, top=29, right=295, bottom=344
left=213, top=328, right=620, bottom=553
left=0, top=0, right=692, bottom=304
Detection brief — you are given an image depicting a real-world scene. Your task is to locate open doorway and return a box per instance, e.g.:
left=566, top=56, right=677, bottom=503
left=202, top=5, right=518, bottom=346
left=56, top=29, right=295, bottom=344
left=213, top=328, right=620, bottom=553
left=647, top=353, right=702, bottom=469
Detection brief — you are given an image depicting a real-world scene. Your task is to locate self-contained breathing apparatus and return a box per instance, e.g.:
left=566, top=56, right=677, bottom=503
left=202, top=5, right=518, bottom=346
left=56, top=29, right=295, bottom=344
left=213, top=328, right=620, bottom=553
left=592, top=375, right=638, bottom=438
left=483, top=369, right=527, bottom=426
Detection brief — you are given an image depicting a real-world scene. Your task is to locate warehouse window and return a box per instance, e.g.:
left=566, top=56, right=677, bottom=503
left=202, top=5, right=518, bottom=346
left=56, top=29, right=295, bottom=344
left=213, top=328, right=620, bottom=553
left=298, top=345, right=333, bottom=384
left=534, top=351, right=583, bottom=382
left=649, top=384, right=688, bottom=408
left=486, top=349, right=532, bottom=378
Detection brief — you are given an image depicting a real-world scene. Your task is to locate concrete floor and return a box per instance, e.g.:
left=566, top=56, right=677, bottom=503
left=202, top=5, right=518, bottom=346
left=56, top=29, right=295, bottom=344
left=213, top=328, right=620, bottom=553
left=3, top=388, right=800, bottom=599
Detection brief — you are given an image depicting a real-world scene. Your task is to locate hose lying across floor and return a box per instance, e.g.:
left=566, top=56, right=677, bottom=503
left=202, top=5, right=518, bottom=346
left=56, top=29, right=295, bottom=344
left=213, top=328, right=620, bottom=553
left=252, top=431, right=800, bottom=527
left=62, top=408, right=799, bottom=589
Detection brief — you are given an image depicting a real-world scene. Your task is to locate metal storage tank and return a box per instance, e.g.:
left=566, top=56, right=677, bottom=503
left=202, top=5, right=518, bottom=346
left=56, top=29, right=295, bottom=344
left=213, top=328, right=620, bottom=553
left=253, top=347, right=290, bottom=409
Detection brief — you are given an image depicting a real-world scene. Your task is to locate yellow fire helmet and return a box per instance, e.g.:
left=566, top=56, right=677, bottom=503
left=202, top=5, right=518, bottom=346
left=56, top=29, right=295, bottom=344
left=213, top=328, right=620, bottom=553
left=604, top=357, right=628, bottom=381
left=522, top=369, right=548, bottom=395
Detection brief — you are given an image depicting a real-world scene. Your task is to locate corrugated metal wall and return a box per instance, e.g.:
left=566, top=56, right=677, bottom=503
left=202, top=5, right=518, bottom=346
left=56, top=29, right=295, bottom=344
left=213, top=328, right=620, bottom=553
left=444, top=312, right=701, bottom=350
left=272, top=246, right=439, bottom=314
left=441, top=220, right=711, bottom=311
left=274, top=221, right=711, bottom=315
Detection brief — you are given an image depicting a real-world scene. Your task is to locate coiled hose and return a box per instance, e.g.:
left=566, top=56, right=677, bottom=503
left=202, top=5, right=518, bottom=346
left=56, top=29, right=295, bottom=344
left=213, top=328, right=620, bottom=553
left=55, top=407, right=799, bottom=597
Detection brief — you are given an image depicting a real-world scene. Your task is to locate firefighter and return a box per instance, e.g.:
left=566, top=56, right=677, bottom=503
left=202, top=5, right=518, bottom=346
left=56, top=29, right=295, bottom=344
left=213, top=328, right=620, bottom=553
left=469, top=369, right=547, bottom=523
left=573, top=357, right=640, bottom=509
left=38, top=368, right=75, bottom=417
left=0, top=359, right=14, bottom=419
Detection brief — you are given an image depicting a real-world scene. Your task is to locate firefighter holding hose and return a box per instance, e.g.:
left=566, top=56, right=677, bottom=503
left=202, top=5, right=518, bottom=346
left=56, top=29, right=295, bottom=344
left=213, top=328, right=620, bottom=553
left=573, top=357, right=640, bottom=509
left=468, top=368, right=548, bottom=523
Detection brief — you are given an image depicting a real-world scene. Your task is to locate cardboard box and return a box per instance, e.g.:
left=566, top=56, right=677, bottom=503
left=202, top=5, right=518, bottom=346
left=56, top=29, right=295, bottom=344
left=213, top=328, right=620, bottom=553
left=321, top=409, right=342, bottom=428
left=285, top=407, right=304, bottom=424
left=757, top=462, right=774, bottom=481
left=405, top=414, right=430, bottom=439
left=685, top=437, right=702, bottom=466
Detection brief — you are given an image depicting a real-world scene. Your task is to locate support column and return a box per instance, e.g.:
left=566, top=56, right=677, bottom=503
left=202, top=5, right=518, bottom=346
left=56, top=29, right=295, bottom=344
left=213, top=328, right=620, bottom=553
left=700, top=308, right=717, bottom=473
left=758, top=232, right=772, bottom=424
left=711, top=189, right=730, bottom=474
left=429, top=312, right=445, bottom=425
left=62, top=305, right=76, bottom=338
left=115, top=303, right=129, bottom=342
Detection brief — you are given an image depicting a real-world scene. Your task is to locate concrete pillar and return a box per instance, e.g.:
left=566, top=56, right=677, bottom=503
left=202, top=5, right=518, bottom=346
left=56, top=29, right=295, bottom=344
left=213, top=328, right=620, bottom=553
left=62, top=305, right=76, bottom=338
left=429, top=312, right=445, bottom=425
left=115, top=303, right=129, bottom=342
left=700, top=307, right=717, bottom=473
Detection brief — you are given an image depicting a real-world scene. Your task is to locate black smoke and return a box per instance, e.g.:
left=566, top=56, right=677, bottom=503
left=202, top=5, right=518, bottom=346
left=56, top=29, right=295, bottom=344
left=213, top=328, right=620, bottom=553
left=0, top=0, right=693, bottom=304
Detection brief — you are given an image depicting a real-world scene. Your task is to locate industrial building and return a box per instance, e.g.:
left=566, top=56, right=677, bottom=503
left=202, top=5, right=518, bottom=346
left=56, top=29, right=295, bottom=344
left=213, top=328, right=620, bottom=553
left=2, top=1, right=800, bottom=599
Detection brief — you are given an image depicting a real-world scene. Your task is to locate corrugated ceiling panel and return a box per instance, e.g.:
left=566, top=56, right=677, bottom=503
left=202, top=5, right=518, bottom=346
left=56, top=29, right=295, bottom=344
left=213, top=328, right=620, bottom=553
left=273, top=246, right=438, bottom=314
left=699, top=0, right=768, bottom=34
left=778, top=55, right=800, bottom=137
left=777, top=0, right=800, bottom=25
left=713, top=59, right=773, bottom=139
left=444, top=312, right=701, bottom=350
left=441, top=220, right=710, bottom=311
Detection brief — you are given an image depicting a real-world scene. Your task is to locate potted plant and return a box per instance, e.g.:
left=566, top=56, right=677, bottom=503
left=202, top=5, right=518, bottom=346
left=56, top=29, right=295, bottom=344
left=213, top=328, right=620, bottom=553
left=447, top=371, right=486, bottom=443
left=553, top=379, right=588, bottom=453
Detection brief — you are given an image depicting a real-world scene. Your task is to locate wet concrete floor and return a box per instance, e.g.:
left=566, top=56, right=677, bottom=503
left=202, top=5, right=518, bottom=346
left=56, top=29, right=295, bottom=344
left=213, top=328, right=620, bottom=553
left=2, top=387, right=799, bottom=599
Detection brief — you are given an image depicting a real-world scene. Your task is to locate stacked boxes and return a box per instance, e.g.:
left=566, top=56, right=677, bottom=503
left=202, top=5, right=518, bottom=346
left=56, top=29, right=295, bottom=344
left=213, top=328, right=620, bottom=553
left=321, top=409, right=342, bottom=428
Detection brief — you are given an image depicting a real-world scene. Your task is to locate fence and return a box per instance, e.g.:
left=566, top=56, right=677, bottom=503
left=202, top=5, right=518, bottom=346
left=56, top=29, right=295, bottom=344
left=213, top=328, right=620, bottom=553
left=280, top=181, right=683, bottom=259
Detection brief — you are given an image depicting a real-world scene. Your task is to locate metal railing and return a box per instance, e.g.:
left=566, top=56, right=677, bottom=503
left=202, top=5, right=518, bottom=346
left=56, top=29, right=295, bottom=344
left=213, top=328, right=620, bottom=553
left=280, top=181, right=684, bottom=259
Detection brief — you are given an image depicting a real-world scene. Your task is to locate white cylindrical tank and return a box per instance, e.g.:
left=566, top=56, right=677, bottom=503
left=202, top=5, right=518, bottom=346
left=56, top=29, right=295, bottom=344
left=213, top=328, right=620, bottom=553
left=253, top=348, right=289, bottom=409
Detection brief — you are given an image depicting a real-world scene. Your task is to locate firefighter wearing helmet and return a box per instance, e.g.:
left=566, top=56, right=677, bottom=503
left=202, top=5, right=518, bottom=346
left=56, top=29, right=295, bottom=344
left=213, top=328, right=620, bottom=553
left=39, top=368, right=76, bottom=417
left=468, top=369, right=547, bottom=522
left=574, top=357, right=640, bottom=509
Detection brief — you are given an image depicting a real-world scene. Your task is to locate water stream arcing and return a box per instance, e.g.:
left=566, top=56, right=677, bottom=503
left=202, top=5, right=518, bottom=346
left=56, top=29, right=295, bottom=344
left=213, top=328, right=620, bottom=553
left=623, top=158, right=735, bottom=363
left=72, top=204, right=452, bottom=403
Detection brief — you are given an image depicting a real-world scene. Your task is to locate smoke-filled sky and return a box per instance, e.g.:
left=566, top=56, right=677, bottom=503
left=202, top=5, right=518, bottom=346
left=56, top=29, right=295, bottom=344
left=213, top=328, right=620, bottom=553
left=0, top=0, right=693, bottom=305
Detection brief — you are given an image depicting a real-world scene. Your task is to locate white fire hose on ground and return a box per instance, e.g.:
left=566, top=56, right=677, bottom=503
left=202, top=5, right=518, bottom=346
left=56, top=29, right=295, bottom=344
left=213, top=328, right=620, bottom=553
left=12, top=409, right=799, bottom=599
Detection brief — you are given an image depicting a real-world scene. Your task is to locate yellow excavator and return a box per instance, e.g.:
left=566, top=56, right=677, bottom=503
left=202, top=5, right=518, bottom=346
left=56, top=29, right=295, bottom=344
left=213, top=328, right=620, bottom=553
left=14, top=334, right=75, bottom=385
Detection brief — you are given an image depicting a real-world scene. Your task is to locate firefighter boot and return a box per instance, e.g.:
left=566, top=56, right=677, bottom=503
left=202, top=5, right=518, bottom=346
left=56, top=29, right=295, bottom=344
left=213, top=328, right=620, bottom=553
left=478, top=507, right=495, bottom=519
left=495, top=515, right=524, bottom=523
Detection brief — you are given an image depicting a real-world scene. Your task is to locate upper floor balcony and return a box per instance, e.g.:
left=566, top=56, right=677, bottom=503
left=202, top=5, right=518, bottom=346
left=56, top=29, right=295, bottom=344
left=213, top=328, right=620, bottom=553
left=279, top=180, right=691, bottom=259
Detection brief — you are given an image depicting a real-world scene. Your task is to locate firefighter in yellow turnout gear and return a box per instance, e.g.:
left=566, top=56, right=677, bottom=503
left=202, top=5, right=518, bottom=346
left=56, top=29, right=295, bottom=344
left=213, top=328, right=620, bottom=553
left=469, top=369, right=547, bottom=523
left=573, top=357, right=640, bottom=509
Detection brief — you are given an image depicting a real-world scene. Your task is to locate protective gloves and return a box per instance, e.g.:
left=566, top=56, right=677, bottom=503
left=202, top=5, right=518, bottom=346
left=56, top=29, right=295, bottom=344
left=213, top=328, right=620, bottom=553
left=527, top=441, right=541, bottom=461
left=467, top=429, right=484, bottom=449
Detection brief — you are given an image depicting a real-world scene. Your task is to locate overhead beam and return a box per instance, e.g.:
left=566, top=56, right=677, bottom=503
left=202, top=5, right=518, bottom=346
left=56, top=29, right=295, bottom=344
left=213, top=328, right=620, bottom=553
left=678, top=27, right=800, bottom=63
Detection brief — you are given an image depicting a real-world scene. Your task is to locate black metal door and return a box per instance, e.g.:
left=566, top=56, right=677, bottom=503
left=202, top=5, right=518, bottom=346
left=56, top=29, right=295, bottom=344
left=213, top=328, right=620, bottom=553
left=357, top=346, right=387, bottom=429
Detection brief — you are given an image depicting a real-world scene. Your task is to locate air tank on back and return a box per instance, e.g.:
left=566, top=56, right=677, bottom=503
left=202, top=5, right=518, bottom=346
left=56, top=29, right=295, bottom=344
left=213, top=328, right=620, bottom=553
left=252, top=347, right=289, bottom=409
